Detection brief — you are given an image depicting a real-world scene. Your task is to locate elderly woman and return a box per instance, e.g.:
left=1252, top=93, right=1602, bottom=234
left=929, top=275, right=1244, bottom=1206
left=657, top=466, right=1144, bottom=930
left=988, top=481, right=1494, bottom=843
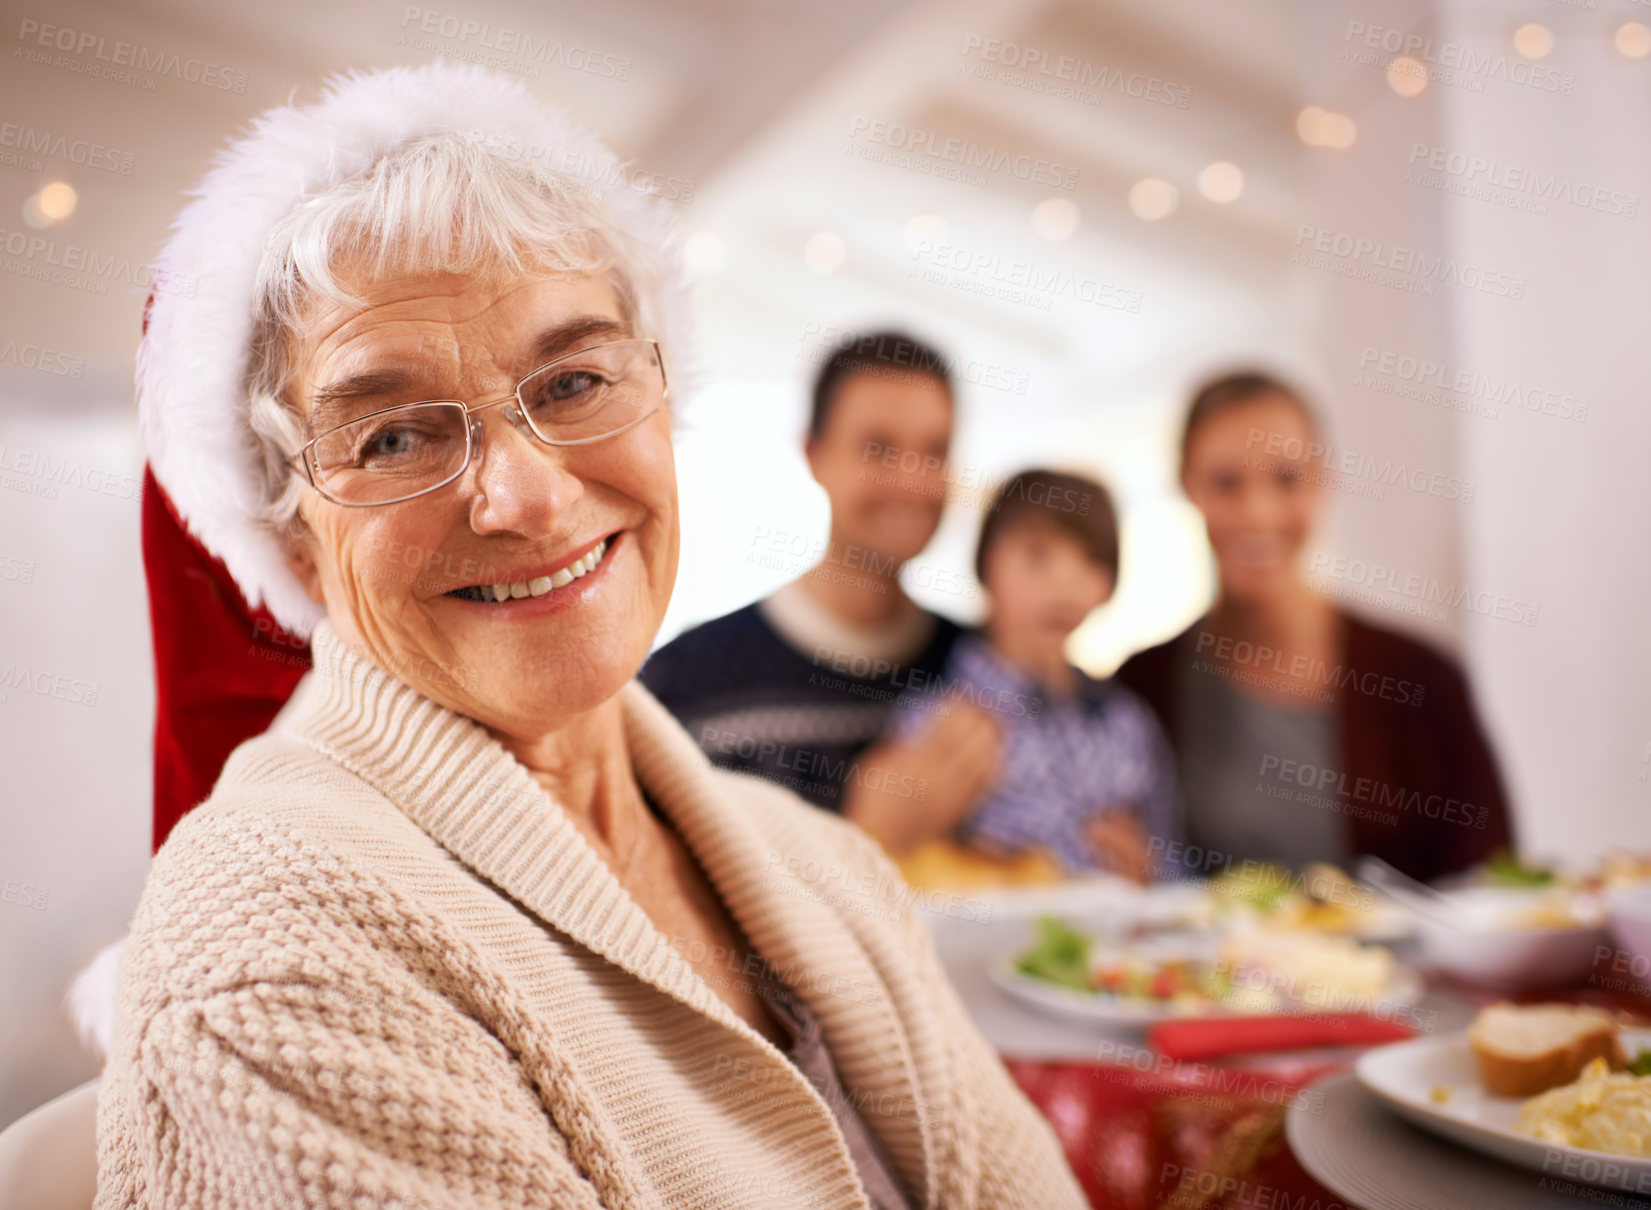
left=95, top=63, right=1085, bottom=1210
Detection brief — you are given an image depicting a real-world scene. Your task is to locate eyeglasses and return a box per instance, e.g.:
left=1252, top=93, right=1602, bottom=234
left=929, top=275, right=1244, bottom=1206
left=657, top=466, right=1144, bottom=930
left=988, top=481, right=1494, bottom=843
left=291, top=337, right=667, bottom=507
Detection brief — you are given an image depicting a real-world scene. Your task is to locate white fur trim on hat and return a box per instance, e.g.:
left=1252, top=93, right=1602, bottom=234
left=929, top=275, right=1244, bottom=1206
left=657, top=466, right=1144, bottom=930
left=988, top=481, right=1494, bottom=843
left=66, top=936, right=123, bottom=1058
left=138, top=61, right=697, bottom=639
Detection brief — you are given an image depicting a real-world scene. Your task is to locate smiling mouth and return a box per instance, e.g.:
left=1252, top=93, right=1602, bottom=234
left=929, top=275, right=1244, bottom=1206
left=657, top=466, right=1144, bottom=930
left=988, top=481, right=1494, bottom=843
left=445, top=536, right=611, bottom=603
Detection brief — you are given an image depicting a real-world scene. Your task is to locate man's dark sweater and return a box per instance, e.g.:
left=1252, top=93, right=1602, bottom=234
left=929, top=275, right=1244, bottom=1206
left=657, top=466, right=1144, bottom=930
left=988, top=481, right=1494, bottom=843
left=640, top=595, right=963, bottom=813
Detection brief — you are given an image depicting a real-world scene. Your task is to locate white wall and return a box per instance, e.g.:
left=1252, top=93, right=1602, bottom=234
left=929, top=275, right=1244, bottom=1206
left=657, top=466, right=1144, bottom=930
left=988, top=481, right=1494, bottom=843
left=1287, top=0, right=1651, bottom=864
left=1438, top=0, right=1651, bottom=862
left=0, top=380, right=152, bottom=1126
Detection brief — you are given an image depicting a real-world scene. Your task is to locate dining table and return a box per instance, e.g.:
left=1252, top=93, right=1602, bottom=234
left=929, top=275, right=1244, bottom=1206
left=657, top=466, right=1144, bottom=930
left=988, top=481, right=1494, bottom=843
left=922, top=903, right=1651, bottom=1210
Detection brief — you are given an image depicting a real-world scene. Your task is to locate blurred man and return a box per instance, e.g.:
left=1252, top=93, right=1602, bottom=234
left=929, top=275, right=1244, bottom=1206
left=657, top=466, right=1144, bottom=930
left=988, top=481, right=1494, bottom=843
left=642, top=330, right=1002, bottom=817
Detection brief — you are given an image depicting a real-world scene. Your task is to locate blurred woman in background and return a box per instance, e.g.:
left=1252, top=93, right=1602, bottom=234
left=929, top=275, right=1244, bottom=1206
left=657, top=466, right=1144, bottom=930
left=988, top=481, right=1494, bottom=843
left=1115, top=372, right=1513, bottom=883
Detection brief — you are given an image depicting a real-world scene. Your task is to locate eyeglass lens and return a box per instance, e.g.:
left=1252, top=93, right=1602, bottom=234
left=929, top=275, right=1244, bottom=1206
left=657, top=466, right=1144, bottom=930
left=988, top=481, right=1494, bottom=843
left=308, top=339, right=661, bottom=505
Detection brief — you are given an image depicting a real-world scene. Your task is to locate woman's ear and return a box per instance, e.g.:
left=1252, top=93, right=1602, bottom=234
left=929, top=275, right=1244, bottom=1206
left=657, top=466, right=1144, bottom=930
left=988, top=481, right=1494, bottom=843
left=803, top=432, right=824, bottom=484
left=283, top=522, right=327, bottom=607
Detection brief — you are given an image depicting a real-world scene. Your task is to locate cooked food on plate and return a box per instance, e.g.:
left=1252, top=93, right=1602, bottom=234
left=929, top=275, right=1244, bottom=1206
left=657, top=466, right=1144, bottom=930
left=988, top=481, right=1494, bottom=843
left=1218, top=930, right=1395, bottom=1009
left=1013, top=918, right=1268, bottom=1012
left=1206, top=862, right=1384, bottom=935
left=1514, top=1057, right=1651, bottom=1157
left=1463, top=1001, right=1651, bottom=1160
left=1468, top=1002, right=1628, bottom=1096
left=897, top=839, right=1065, bottom=890
left=1483, top=850, right=1559, bottom=888
left=1014, top=916, right=1402, bottom=1015
left=1015, top=917, right=1093, bottom=992
left=1595, top=851, right=1651, bottom=891
left=1479, top=848, right=1651, bottom=896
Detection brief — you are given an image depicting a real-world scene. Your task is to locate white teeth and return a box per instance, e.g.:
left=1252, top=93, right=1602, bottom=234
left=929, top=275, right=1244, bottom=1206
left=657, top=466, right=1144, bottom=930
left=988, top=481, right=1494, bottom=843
left=473, top=538, right=608, bottom=602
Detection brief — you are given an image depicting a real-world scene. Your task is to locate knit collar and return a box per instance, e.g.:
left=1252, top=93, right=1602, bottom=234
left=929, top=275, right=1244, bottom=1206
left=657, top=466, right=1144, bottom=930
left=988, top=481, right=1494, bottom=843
left=274, top=617, right=936, bottom=1200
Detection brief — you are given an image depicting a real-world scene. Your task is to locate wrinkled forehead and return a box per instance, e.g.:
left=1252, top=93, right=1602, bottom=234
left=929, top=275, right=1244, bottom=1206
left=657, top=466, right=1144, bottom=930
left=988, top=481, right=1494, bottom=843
left=289, top=269, right=629, bottom=418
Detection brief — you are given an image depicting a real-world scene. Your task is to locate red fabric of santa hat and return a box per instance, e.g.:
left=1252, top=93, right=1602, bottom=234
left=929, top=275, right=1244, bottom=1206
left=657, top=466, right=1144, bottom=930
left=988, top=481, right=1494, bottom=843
left=142, top=461, right=311, bottom=852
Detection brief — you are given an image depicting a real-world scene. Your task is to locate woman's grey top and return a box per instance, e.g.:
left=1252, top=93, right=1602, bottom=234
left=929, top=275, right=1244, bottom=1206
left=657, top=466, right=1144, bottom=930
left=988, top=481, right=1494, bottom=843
left=1176, top=658, right=1350, bottom=871
left=643, top=787, right=914, bottom=1210
left=760, top=969, right=914, bottom=1210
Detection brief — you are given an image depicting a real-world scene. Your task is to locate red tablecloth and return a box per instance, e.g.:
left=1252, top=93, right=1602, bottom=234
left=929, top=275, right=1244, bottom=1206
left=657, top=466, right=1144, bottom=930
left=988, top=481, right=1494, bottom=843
left=1003, top=970, right=1651, bottom=1210
left=1006, top=1055, right=1339, bottom=1210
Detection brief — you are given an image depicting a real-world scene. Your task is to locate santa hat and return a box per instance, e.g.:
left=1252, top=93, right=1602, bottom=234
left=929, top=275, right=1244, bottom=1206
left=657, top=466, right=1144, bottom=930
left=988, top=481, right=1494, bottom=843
left=137, top=61, right=695, bottom=852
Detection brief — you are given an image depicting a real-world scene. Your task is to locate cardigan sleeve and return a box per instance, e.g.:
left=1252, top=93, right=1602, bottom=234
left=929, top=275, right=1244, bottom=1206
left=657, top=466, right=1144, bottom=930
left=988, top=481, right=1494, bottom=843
left=816, top=817, right=1091, bottom=1210
left=95, top=805, right=615, bottom=1210
left=101, top=977, right=607, bottom=1208
left=108, top=976, right=607, bottom=1210
left=914, top=941, right=1091, bottom=1209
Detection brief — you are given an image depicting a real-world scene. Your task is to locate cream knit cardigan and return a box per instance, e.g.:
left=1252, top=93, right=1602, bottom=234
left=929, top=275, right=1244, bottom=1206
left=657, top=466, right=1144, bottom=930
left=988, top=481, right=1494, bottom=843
left=95, top=618, right=1087, bottom=1209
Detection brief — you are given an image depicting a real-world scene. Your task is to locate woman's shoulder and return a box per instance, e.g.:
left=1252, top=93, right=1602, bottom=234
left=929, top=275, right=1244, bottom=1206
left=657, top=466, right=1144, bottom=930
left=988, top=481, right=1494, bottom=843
left=132, top=734, right=415, bottom=985
left=710, top=763, right=881, bottom=856
left=1116, top=622, right=1199, bottom=672
left=1337, top=610, right=1472, bottom=691
left=1082, top=672, right=1168, bottom=731
left=159, top=730, right=397, bottom=866
left=1113, top=621, right=1200, bottom=710
left=941, top=628, right=999, bottom=677
left=628, top=676, right=915, bottom=919
left=707, top=766, right=920, bottom=914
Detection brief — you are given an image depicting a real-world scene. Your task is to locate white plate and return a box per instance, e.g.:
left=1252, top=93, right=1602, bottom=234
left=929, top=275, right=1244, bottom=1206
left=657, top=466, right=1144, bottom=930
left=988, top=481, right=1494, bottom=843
left=1356, top=1028, right=1651, bottom=1194
left=917, top=876, right=1414, bottom=941
left=989, top=950, right=1426, bottom=1026
left=914, top=876, right=1203, bottom=929
left=1341, top=902, right=1417, bottom=943
left=1224, top=900, right=1417, bottom=944
left=1288, top=1073, right=1651, bottom=1210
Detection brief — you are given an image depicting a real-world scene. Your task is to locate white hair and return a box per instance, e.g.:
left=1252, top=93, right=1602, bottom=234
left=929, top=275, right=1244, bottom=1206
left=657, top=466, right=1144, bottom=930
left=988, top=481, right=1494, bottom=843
left=245, top=129, right=669, bottom=540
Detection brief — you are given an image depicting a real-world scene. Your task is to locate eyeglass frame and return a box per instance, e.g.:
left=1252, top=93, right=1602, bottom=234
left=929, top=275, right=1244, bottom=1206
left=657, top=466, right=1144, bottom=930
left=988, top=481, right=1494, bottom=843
left=288, top=336, right=668, bottom=508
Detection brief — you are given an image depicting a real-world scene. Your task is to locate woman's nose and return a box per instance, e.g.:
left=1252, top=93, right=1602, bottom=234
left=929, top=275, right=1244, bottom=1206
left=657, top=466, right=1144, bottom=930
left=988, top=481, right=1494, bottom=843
left=1234, top=479, right=1284, bottom=527
left=464, top=409, right=584, bottom=535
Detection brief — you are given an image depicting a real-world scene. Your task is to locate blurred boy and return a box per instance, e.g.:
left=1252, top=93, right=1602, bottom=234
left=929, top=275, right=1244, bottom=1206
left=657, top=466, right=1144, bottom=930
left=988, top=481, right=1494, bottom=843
left=861, top=469, right=1182, bottom=883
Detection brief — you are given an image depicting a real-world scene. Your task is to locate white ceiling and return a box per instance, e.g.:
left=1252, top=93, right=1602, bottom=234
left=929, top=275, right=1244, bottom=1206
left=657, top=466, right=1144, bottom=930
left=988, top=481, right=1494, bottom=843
left=1, top=0, right=1320, bottom=662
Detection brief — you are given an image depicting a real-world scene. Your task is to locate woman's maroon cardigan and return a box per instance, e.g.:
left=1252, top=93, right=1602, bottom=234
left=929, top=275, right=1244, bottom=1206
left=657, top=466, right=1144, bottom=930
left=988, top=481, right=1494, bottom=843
left=1114, top=611, right=1515, bottom=883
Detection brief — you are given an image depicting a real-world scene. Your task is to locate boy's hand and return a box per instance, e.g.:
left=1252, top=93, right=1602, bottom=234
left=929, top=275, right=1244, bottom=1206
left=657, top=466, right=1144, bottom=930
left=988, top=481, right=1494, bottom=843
left=1085, top=808, right=1155, bottom=885
left=916, top=702, right=1004, bottom=806
left=843, top=704, right=1004, bottom=854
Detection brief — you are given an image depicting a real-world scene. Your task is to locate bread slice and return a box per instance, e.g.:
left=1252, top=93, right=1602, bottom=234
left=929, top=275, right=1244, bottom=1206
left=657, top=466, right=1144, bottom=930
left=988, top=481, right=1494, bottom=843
left=1468, top=1003, right=1628, bottom=1097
